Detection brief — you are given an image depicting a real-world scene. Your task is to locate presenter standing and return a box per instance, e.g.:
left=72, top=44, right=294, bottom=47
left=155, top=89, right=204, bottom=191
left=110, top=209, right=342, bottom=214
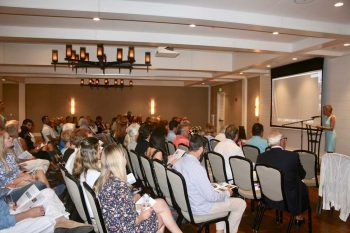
left=317, top=105, right=336, bottom=152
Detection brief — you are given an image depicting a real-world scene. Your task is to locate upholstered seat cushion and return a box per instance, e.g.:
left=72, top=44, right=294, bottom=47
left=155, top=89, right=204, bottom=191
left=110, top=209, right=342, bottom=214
left=238, top=188, right=261, bottom=199
left=181, top=210, right=229, bottom=224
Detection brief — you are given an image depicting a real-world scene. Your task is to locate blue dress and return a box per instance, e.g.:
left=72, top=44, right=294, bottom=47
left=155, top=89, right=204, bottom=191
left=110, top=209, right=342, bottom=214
left=324, top=115, right=336, bottom=152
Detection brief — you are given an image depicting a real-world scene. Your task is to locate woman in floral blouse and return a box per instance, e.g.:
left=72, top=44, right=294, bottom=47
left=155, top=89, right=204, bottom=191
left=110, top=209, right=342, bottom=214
left=95, top=144, right=182, bottom=233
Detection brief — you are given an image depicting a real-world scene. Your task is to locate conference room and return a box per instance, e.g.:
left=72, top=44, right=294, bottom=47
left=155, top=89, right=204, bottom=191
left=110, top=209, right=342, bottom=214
left=0, top=1, right=349, bottom=232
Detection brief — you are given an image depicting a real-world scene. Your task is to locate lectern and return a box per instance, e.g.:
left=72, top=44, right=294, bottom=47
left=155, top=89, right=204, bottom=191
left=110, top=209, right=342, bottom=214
left=306, top=124, right=323, bottom=167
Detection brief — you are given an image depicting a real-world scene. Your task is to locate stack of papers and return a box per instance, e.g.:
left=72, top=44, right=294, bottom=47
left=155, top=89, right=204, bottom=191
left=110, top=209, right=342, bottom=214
left=212, top=182, right=237, bottom=192
left=173, top=149, right=186, bottom=159
left=135, top=194, right=156, bottom=214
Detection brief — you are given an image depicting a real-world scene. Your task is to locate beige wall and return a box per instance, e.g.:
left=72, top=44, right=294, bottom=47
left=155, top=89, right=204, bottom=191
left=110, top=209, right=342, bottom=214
left=247, top=77, right=260, bottom=138
left=3, top=84, right=19, bottom=121
left=23, top=84, right=208, bottom=131
left=210, top=80, right=243, bottom=130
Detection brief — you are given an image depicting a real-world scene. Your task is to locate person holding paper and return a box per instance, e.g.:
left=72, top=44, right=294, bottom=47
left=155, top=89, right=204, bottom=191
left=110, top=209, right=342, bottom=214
left=0, top=132, right=49, bottom=201
left=173, top=135, right=246, bottom=233
left=95, top=144, right=182, bottom=233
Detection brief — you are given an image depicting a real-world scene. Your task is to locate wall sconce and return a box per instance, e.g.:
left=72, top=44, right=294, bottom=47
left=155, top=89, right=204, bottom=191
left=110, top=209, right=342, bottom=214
left=255, top=96, right=259, bottom=117
left=70, top=98, right=75, bottom=115
left=150, top=98, right=155, bottom=115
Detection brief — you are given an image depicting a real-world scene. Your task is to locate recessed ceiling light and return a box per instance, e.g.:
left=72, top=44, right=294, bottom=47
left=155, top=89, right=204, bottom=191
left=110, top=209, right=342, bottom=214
left=292, top=57, right=298, bottom=61
left=201, top=82, right=205, bottom=85
left=240, top=72, right=244, bottom=75
left=93, top=17, right=100, bottom=21
left=266, top=65, right=271, bottom=68
left=1, top=78, right=5, bottom=82
left=189, top=24, right=196, bottom=28
left=272, top=31, right=279, bottom=35
left=344, top=43, right=350, bottom=47
left=334, top=2, right=344, bottom=7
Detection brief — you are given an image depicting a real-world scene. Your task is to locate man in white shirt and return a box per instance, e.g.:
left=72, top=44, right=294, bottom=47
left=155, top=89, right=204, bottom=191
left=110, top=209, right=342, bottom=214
left=41, top=116, right=58, bottom=144
left=214, top=125, right=244, bottom=182
left=174, top=135, right=246, bottom=233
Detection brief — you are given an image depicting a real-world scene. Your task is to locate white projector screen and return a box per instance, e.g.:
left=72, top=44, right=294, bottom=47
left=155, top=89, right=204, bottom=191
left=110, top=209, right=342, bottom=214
left=271, top=70, right=322, bottom=128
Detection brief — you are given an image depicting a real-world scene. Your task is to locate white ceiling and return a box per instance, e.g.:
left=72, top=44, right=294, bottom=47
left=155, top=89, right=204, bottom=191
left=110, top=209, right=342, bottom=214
left=0, top=0, right=349, bottom=86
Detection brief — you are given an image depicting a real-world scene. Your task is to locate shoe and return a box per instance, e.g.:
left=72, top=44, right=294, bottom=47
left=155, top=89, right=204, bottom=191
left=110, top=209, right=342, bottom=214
left=294, top=218, right=305, bottom=226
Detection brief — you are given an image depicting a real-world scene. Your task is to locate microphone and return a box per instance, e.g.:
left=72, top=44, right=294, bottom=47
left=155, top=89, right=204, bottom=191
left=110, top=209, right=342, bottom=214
left=311, top=115, right=321, bottom=119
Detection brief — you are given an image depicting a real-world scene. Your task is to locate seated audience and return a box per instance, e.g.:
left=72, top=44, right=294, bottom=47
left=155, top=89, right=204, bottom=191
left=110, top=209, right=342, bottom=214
left=135, top=124, right=151, bottom=156
left=166, top=119, right=178, bottom=142
left=172, top=123, right=190, bottom=148
left=65, top=128, right=93, bottom=174
left=246, top=123, right=268, bottom=153
left=72, top=137, right=101, bottom=218
left=124, top=123, right=140, bottom=151
left=214, top=125, right=244, bottom=182
left=146, top=129, right=168, bottom=164
left=257, top=131, right=309, bottom=223
left=5, top=121, right=50, bottom=175
left=0, top=187, right=93, bottom=233
left=112, top=117, right=128, bottom=144
left=95, top=144, right=182, bottom=233
left=0, top=132, right=48, bottom=201
left=41, top=116, right=58, bottom=144
left=174, top=135, right=246, bottom=233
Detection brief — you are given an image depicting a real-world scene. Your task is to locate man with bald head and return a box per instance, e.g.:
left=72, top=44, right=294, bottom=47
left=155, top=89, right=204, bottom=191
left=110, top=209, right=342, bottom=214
left=256, top=130, right=309, bottom=224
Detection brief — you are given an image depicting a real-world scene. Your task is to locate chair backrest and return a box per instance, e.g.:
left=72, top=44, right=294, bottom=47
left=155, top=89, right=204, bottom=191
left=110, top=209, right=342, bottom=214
left=242, top=145, right=260, bottom=163
left=207, top=151, right=228, bottom=183
left=167, top=141, right=176, bottom=155
left=294, top=150, right=318, bottom=186
left=121, top=145, right=134, bottom=175
left=140, top=155, right=158, bottom=195
left=166, top=168, right=194, bottom=223
left=153, top=160, right=172, bottom=206
left=63, top=171, right=91, bottom=224
left=210, top=139, right=220, bottom=151
left=229, top=156, right=255, bottom=196
left=306, top=124, right=323, bottom=166
left=178, top=143, right=189, bottom=152
left=82, top=182, right=108, bottom=233
left=129, top=150, right=145, bottom=185
left=255, top=164, right=284, bottom=203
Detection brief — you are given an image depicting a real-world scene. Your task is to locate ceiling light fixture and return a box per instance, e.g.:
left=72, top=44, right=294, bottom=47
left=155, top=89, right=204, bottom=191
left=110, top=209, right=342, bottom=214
left=266, top=65, right=271, bottom=68
left=93, top=17, right=100, bottom=21
left=292, top=57, right=298, bottom=61
left=80, top=78, right=133, bottom=88
left=272, top=31, right=279, bottom=35
left=189, top=24, right=196, bottom=28
left=51, top=44, right=151, bottom=74
left=240, top=72, right=244, bottom=75
left=334, top=2, right=344, bottom=7
left=344, top=43, right=350, bottom=47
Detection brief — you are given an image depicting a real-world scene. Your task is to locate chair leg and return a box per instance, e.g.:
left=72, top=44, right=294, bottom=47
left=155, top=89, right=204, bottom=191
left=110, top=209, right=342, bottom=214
left=205, top=225, right=210, bottom=233
left=316, top=196, right=322, bottom=215
left=255, top=204, right=266, bottom=232
left=279, top=211, right=283, bottom=224
left=252, top=202, right=261, bottom=230
left=197, top=224, right=204, bottom=233
left=251, top=199, right=255, bottom=212
left=225, top=219, right=230, bottom=233
left=308, top=205, right=312, bottom=233
left=286, top=215, right=295, bottom=233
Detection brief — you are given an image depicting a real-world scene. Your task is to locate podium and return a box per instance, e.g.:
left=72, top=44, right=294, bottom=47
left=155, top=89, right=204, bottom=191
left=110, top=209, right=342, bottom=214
left=306, top=124, right=323, bottom=167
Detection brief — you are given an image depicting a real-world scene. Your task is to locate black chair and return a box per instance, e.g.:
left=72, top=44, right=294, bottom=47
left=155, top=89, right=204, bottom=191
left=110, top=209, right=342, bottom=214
left=129, top=150, right=146, bottom=186
left=254, top=164, right=312, bottom=233
left=306, top=124, right=323, bottom=168
left=209, top=139, right=220, bottom=151
left=294, top=150, right=319, bottom=187
left=82, top=182, right=108, bottom=233
left=207, top=151, right=230, bottom=183
left=242, top=145, right=260, bottom=164
left=167, top=141, right=177, bottom=155
left=63, top=171, right=91, bottom=224
left=139, top=155, right=161, bottom=196
left=167, top=168, right=230, bottom=233
left=178, top=143, right=189, bottom=152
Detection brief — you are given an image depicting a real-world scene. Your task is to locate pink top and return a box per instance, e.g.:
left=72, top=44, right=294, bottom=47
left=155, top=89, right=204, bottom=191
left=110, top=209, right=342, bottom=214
left=173, top=135, right=189, bottom=148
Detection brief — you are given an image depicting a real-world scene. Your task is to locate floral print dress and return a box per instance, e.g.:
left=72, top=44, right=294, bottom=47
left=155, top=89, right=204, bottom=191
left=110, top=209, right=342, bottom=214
left=98, top=177, right=158, bottom=233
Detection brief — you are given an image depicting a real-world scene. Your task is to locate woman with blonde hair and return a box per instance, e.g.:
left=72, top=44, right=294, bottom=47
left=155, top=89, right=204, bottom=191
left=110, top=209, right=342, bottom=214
left=317, top=104, right=336, bottom=152
left=72, top=136, right=101, bottom=219
left=0, top=132, right=47, bottom=201
left=95, top=144, right=182, bottom=233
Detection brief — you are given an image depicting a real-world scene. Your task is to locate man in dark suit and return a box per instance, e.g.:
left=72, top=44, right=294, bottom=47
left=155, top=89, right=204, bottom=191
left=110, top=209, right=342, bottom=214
left=257, top=130, right=309, bottom=223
